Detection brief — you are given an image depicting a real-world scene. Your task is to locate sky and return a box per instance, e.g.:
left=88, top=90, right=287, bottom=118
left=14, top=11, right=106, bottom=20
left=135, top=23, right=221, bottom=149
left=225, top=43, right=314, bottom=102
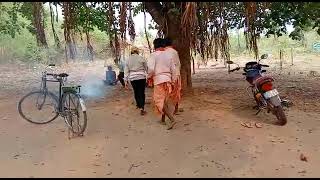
left=45, top=3, right=158, bottom=37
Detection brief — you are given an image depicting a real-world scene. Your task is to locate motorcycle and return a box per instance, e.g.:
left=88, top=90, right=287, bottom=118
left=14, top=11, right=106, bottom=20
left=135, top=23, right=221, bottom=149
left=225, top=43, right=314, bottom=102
left=226, top=54, right=287, bottom=126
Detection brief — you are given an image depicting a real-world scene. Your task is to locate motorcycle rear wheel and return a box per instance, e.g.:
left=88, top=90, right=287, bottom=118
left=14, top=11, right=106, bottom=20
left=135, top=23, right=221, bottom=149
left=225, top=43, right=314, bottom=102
left=274, top=106, right=287, bottom=126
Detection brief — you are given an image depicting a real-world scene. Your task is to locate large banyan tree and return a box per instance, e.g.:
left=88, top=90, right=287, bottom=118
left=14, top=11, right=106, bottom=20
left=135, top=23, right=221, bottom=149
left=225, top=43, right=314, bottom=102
left=141, top=2, right=319, bottom=89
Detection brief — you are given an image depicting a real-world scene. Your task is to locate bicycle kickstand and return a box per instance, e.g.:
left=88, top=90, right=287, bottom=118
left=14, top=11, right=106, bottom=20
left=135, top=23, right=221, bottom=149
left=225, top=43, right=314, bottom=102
left=255, top=109, right=262, bottom=115
left=67, top=129, right=74, bottom=140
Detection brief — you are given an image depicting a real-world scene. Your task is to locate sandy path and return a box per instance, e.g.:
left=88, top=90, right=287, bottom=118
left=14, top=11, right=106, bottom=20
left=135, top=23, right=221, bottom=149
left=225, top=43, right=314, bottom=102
left=0, top=60, right=319, bottom=177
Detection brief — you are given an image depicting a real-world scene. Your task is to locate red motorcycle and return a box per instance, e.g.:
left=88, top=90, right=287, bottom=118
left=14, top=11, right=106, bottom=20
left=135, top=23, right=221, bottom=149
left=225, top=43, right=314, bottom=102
left=227, top=54, right=287, bottom=126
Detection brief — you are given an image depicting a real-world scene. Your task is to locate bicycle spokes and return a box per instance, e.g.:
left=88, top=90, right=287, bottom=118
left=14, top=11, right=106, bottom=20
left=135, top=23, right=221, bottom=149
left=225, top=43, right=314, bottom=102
left=63, top=93, right=83, bottom=134
left=35, top=92, right=46, bottom=110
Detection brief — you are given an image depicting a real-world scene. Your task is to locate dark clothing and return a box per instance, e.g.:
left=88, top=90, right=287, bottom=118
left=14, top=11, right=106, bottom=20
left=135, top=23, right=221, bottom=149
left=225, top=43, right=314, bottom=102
left=118, top=72, right=125, bottom=87
left=106, top=70, right=117, bottom=85
left=130, top=79, right=146, bottom=110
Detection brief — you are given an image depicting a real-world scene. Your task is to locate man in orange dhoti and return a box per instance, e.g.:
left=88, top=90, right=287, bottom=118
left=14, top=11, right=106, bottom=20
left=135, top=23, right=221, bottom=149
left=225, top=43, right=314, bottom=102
left=163, top=38, right=181, bottom=114
left=147, top=38, right=177, bottom=130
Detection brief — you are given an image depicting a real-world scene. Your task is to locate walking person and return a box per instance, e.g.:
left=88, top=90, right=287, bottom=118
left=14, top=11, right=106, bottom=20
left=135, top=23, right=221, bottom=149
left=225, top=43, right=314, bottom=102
left=124, top=47, right=148, bottom=115
left=163, top=37, right=181, bottom=114
left=147, top=38, right=177, bottom=130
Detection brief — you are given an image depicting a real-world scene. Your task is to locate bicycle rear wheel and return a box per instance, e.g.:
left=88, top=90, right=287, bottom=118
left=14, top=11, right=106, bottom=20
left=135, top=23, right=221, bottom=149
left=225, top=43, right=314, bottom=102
left=18, top=91, right=59, bottom=124
left=62, top=92, right=87, bottom=135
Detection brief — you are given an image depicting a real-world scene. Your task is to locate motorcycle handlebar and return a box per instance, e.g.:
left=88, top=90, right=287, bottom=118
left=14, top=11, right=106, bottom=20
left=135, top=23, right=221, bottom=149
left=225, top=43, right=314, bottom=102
left=229, top=67, right=241, bottom=72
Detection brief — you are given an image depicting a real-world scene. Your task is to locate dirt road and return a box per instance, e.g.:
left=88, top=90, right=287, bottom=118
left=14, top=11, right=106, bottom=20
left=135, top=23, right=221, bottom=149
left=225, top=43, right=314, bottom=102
left=0, top=60, right=319, bottom=177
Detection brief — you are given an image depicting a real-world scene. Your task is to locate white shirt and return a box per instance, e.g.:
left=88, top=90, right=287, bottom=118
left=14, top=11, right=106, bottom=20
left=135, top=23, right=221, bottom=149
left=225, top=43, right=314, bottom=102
left=165, top=47, right=180, bottom=77
left=147, top=50, right=176, bottom=85
left=124, top=54, right=147, bottom=81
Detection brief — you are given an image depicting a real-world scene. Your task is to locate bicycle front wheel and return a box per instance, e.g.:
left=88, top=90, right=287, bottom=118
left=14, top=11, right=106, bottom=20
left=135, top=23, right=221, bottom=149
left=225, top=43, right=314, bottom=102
left=18, top=91, right=59, bottom=124
left=62, top=92, right=87, bottom=135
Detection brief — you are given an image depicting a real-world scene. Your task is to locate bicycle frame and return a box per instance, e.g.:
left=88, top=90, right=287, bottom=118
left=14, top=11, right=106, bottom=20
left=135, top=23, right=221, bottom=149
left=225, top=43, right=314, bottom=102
left=39, top=70, right=66, bottom=113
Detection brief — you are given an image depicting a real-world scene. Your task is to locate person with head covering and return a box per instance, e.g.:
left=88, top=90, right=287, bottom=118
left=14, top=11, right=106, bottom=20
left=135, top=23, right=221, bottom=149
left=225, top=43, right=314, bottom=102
left=147, top=38, right=177, bottom=130
left=163, top=37, right=181, bottom=114
left=124, top=46, right=148, bottom=115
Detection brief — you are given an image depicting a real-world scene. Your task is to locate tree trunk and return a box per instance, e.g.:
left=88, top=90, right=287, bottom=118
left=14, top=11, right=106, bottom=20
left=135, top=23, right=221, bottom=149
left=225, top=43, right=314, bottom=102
left=179, top=41, right=193, bottom=90
left=192, top=54, right=195, bottom=74
left=144, top=2, right=192, bottom=90
left=32, top=2, right=48, bottom=48
left=62, top=2, right=76, bottom=62
left=143, top=8, right=152, bottom=53
left=71, top=31, right=77, bottom=58
left=49, top=3, right=60, bottom=49
left=237, top=28, right=241, bottom=54
left=85, top=31, right=94, bottom=61
left=167, top=22, right=192, bottom=90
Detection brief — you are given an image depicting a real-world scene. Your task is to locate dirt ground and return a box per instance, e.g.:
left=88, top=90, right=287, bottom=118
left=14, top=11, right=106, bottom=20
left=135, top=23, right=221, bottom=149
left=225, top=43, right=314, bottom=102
left=0, top=55, right=319, bottom=178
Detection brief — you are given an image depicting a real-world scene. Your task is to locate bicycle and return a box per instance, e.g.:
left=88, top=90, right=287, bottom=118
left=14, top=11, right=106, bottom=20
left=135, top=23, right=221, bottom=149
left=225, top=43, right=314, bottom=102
left=18, top=64, right=87, bottom=138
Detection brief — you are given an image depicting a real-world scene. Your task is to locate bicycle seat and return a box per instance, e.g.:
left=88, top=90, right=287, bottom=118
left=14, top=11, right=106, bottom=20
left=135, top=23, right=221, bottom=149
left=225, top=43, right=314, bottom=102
left=58, top=73, right=69, bottom=77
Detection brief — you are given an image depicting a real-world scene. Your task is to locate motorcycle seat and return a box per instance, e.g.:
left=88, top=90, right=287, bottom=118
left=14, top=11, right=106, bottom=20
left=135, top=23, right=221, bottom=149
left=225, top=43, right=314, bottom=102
left=253, top=75, right=274, bottom=85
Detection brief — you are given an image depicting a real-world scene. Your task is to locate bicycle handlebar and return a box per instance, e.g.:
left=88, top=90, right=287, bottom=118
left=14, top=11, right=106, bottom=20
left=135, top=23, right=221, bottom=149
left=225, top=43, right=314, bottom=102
left=46, top=73, right=69, bottom=77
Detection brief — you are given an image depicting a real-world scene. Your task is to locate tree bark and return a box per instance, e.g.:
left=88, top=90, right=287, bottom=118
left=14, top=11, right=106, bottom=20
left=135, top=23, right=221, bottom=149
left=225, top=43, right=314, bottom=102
left=143, top=5, right=152, bottom=54
left=144, top=2, right=192, bottom=90
left=192, top=54, right=195, bottom=74
left=49, top=3, right=60, bottom=49
left=62, top=2, right=76, bottom=62
left=86, top=31, right=93, bottom=61
left=32, top=2, right=48, bottom=48
left=85, top=3, right=93, bottom=62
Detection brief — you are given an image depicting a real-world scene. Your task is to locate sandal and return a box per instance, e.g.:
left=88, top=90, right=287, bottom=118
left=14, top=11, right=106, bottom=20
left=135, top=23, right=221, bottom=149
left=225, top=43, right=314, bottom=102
left=140, top=110, right=147, bottom=115
left=241, top=122, right=254, bottom=128
left=255, top=122, right=263, bottom=128
left=166, top=120, right=176, bottom=130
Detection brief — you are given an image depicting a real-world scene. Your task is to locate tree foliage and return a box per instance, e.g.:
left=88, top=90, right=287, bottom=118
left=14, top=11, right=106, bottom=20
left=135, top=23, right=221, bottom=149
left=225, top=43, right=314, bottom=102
left=0, top=3, right=25, bottom=38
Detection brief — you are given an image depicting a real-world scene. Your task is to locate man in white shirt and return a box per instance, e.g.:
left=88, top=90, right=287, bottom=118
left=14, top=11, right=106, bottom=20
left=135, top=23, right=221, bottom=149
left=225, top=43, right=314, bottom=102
left=147, top=38, right=177, bottom=130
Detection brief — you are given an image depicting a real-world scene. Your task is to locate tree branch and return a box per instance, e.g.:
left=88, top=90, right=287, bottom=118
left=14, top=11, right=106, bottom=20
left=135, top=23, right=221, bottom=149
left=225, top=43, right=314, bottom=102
left=143, top=2, right=164, bottom=26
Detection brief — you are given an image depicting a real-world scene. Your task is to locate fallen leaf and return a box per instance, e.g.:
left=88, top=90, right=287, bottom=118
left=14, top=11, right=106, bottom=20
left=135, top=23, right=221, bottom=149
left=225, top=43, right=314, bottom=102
left=298, top=170, right=307, bottom=173
left=300, top=153, right=308, bottom=162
